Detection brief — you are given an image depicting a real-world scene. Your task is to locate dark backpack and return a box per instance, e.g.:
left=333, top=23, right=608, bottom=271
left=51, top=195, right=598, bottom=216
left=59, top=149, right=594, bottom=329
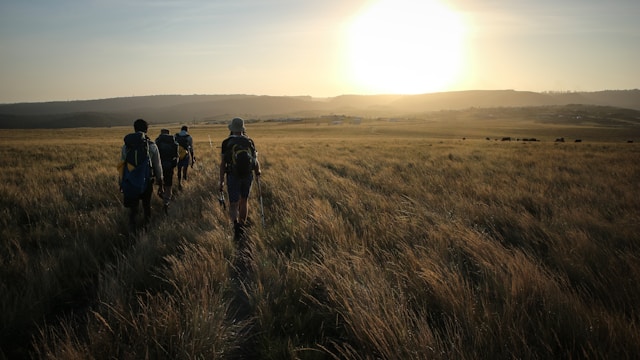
left=225, top=136, right=256, bottom=178
left=175, top=134, right=190, bottom=160
left=121, top=133, right=152, bottom=199
left=156, top=134, right=178, bottom=165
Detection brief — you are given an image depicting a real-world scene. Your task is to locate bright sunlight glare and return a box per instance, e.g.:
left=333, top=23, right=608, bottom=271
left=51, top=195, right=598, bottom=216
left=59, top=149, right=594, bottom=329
left=345, top=0, right=468, bottom=95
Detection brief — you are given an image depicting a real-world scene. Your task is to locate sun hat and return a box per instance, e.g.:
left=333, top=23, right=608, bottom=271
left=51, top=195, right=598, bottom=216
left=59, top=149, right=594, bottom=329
left=228, top=117, right=245, bottom=133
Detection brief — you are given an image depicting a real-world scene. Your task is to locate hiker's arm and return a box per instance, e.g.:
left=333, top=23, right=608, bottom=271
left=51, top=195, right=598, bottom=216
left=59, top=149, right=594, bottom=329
left=218, top=153, right=226, bottom=192
left=254, top=149, right=261, bottom=176
left=150, top=144, right=164, bottom=185
left=174, top=143, right=179, bottom=166
left=254, top=157, right=261, bottom=177
left=190, top=138, right=195, bottom=165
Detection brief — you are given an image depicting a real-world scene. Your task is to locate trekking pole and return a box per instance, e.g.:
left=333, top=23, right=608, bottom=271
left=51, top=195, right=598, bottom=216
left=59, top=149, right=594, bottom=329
left=257, top=175, right=265, bottom=228
left=219, top=190, right=226, bottom=210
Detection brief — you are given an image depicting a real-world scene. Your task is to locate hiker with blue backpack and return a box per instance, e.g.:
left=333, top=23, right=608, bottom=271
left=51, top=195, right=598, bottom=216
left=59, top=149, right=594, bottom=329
left=119, top=119, right=164, bottom=233
left=219, top=117, right=261, bottom=239
left=175, top=125, right=196, bottom=190
left=155, top=128, right=179, bottom=213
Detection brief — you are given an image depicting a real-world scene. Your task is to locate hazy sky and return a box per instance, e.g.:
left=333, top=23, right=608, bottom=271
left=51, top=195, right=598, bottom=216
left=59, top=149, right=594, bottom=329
left=1, top=0, right=638, bottom=103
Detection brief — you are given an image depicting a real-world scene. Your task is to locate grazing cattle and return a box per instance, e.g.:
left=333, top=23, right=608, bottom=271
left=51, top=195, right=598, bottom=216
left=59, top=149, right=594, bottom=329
left=501, top=137, right=511, bottom=141
left=575, top=139, right=582, bottom=143
left=486, top=137, right=491, bottom=141
left=555, top=137, right=565, bottom=142
left=627, top=140, right=634, bottom=143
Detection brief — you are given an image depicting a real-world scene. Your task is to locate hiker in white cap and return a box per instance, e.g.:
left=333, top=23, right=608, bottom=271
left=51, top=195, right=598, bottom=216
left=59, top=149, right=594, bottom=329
left=219, top=117, right=261, bottom=239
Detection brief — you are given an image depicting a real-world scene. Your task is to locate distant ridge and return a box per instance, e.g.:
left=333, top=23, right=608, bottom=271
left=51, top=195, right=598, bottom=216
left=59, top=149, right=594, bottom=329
left=1, top=90, right=639, bottom=129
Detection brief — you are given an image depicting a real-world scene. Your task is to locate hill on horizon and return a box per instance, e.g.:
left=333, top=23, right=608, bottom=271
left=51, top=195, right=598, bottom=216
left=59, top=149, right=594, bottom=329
left=0, top=89, right=639, bottom=129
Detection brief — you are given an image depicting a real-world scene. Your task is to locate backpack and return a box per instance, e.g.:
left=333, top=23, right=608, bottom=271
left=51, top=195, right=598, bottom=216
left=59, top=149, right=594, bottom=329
left=120, top=133, right=152, bottom=199
left=156, top=134, right=178, bottom=165
left=175, top=134, right=190, bottom=160
left=225, top=136, right=256, bottom=178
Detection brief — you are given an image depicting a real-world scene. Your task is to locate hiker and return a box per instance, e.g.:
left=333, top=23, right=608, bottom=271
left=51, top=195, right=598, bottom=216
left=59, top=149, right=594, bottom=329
left=175, top=125, right=195, bottom=189
left=219, top=117, right=261, bottom=238
left=119, top=119, right=163, bottom=233
left=155, top=128, right=179, bottom=213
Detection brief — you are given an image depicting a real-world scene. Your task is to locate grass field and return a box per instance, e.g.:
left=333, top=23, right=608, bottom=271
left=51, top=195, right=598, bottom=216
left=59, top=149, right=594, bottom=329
left=1, top=111, right=639, bottom=359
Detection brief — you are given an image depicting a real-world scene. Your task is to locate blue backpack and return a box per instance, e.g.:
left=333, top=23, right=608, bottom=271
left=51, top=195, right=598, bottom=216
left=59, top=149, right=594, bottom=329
left=121, top=133, right=152, bottom=199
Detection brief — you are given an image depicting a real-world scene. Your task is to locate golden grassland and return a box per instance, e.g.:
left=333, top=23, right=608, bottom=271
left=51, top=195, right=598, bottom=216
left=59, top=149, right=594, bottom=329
left=1, top=115, right=639, bottom=359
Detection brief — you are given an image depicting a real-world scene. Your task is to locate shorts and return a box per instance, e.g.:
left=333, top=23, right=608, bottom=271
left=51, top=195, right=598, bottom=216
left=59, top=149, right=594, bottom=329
left=177, top=154, right=190, bottom=168
left=226, top=173, right=253, bottom=202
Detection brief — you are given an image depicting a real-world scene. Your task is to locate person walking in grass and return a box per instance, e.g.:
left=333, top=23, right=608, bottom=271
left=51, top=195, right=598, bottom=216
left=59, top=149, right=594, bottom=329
left=175, top=125, right=195, bottom=190
left=119, top=119, right=163, bottom=233
left=155, top=128, right=178, bottom=213
left=219, top=117, right=261, bottom=238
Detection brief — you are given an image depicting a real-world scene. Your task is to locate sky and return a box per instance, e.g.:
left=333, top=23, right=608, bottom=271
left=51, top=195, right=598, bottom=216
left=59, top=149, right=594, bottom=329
left=0, top=0, right=638, bottom=104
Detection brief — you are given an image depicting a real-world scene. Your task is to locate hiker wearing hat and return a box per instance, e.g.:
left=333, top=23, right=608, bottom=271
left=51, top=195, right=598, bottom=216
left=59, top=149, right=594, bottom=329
left=119, top=119, right=163, bottom=233
left=155, top=128, right=179, bottom=213
left=219, top=117, right=261, bottom=238
left=175, top=125, right=195, bottom=190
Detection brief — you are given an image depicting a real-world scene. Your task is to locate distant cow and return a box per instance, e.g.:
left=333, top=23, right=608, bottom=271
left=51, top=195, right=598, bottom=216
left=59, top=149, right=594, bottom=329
left=627, top=140, right=634, bottom=143
left=555, top=137, right=565, bottom=142
left=575, top=139, right=582, bottom=143
left=501, top=137, right=511, bottom=141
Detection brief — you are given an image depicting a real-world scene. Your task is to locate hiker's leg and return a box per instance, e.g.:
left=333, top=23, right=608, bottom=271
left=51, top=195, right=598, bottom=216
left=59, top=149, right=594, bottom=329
left=238, top=197, right=249, bottom=224
left=163, top=165, right=174, bottom=202
left=237, top=176, right=253, bottom=225
left=177, top=166, right=184, bottom=189
left=177, top=166, right=182, bottom=181
left=228, top=201, right=239, bottom=224
left=184, top=154, right=191, bottom=180
left=124, top=195, right=138, bottom=231
left=128, top=204, right=138, bottom=231
left=227, top=174, right=241, bottom=224
left=163, top=185, right=172, bottom=205
left=161, top=166, right=172, bottom=205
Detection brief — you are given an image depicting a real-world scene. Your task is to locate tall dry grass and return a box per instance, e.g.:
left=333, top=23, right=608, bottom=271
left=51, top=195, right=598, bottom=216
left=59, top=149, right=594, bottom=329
left=1, top=118, right=639, bottom=359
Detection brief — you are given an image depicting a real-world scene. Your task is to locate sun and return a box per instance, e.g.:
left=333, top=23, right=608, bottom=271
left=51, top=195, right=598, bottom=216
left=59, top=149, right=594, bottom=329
left=344, top=0, right=468, bottom=94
